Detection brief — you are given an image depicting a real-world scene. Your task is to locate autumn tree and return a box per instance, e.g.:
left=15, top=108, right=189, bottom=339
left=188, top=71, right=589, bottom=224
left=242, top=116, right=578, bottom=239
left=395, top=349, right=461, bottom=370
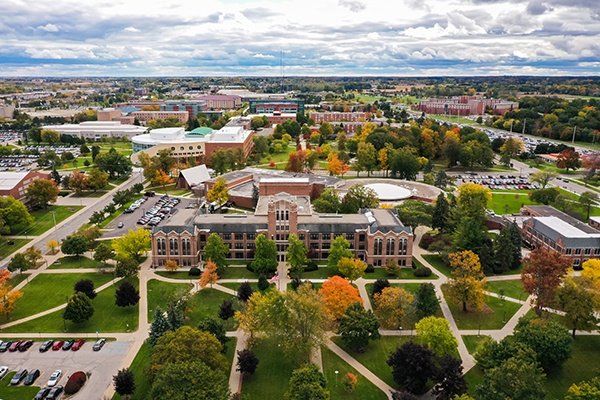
left=499, top=137, right=524, bottom=165
left=327, top=153, right=349, bottom=177
left=319, top=275, right=362, bottom=321
left=373, top=287, right=414, bottom=329
left=556, top=149, right=581, bottom=171
left=113, top=228, right=151, bottom=261
left=582, top=259, right=600, bottom=289
left=200, top=260, right=219, bottom=288
left=565, top=376, right=600, bottom=400
left=0, top=282, right=23, bottom=320
left=153, top=170, right=173, bottom=192
left=556, top=278, right=598, bottom=337
left=87, top=168, right=109, bottom=192
left=447, top=250, right=486, bottom=312
left=46, top=239, right=60, bottom=255
left=207, top=177, right=229, bottom=205
left=69, top=171, right=88, bottom=194
left=203, top=233, right=228, bottom=273
left=415, top=316, right=458, bottom=356
left=521, top=247, right=570, bottom=316
left=287, top=233, right=307, bottom=279
left=164, top=259, right=179, bottom=272
left=26, top=178, right=59, bottom=209
left=337, top=257, right=367, bottom=282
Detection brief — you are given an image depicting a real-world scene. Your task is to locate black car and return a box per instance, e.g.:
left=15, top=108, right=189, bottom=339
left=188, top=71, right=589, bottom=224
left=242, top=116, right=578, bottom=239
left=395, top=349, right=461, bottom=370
left=18, top=340, right=33, bottom=352
left=39, top=340, right=53, bottom=352
left=0, top=341, right=11, bottom=352
left=34, top=387, right=51, bottom=400
left=46, top=385, right=63, bottom=400
left=10, top=368, right=28, bottom=385
left=23, top=369, right=40, bottom=385
left=62, top=340, right=74, bottom=350
left=145, top=191, right=155, bottom=197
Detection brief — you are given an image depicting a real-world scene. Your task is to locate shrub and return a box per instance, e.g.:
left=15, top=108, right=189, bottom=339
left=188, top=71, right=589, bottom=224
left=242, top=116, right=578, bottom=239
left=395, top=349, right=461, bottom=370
left=365, top=264, right=375, bottom=273
left=64, top=371, right=87, bottom=395
left=343, top=372, right=358, bottom=393
left=304, top=260, right=318, bottom=272
left=413, top=266, right=432, bottom=277
left=188, top=267, right=201, bottom=276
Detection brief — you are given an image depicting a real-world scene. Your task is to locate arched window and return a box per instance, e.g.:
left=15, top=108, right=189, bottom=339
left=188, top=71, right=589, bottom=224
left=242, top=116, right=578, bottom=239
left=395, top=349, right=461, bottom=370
left=182, top=238, right=191, bottom=255
left=386, top=238, right=395, bottom=255
left=398, top=239, right=407, bottom=255
left=169, top=238, right=179, bottom=255
left=374, top=238, right=383, bottom=255
left=157, top=238, right=166, bottom=255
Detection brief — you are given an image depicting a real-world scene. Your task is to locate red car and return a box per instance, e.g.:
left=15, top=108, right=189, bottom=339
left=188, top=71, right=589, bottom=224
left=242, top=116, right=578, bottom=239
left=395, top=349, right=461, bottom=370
left=71, top=339, right=85, bottom=351
left=51, top=340, right=64, bottom=351
left=8, top=341, right=22, bottom=352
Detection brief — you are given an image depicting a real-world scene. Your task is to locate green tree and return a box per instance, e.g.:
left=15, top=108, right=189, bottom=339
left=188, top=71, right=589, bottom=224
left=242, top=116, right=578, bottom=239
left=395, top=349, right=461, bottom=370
left=529, top=170, right=557, bottom=189
left=94, top=147, right=132, bottom=178
left=0, top=196, right=33, bottom=234
left=529, top=187, right=560, bottom=205
left=93, top=242, right=115, bottom=267
left=413, top=283, right=439, bottom=320
left=207, top=177, right=229, bottom=205
left=337, top=257, right=367, bottom=282
left=203, top=233, right=228, bottom=273
left=475, top=356, right=546, bottom=400
left=356, top=142, right=378, bottom=177
left=63, top=292, right=94, bottom=324
left=149, top=307, right=172, bottom=346
left=339, top=302, right=380, bottom=353
left=341, top=185, right=379, bottom=213
left=285, top=363, right=329, bottom=400
left=115, top=257, right=139, bottom=278
left=556, top=278, right=598, bottom=337
left=87, top=168, right=109, bottom=192
left=25, top=178, right=59, bottom=209
left=112, top=228, right=151, bottom=261
left=252, top=234, right=278, bottom=275
left=8, top=253, right=32, bottom=274
left=40, top=129, right=60, bottom=144
left=491, top=226, right=516, bottom=274
left=434, top=170, right=449, bottom=189
left=150, top=361, right=229, bottom=400
left=565, top=376, right=600, bottom=400
left=287, top=234, right=307, bottom=279
left=395, top=200, right=433, bottom=228
left=415, top=316, right=458, bottom=356
left=389, top=148, right=421, bottom=180
left=312, top=188, right=341, bottom=213
left=61, top=235, right=89, bottom=257
left=198, top=317, right=228, bottom=349
left=328, top=235, right=352, bottom=270
left=432, top=193, right=450, bottom=231
left=579, top=191, right=598, bottom=221
left=513, top=317, right=572, bottom=372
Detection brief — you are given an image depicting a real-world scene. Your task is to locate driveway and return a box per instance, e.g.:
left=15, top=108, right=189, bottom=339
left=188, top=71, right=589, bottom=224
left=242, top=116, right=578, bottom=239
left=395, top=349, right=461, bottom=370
left=0, top=339, right=131, bottom=399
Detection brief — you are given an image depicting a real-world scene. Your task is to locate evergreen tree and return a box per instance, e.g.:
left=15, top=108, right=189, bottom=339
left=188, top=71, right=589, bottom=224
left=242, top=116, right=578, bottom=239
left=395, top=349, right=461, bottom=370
left=237, top=281, right=254, bottom=302
left=507, top=222, right=522, bottom=269
left=492, top=227, right=515, bottom=274
left=258, top=274, right=269, bottom=291
left=198, top=317, right=228, bottom=348
left=478, top=239, right=495, bottom=275
left=63, top=292, right=94, bottom=324
left=166, top=300, right=184, bottom=330
left=434, top=170, right=449, bottom=189
left=115, top=281, right=140, bottom=307
left=149, top=307, right=171, bottom=346
left=432, top=193, right=450, bottom=232
left=413, top=283, right=439, bottom=320
left=219, top=299, right=235, bottom=320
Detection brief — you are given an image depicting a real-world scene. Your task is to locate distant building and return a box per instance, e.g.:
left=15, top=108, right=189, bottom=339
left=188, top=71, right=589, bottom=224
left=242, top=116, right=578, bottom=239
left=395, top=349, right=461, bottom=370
left=0, top=103, right=15, bottom=119
left=0, top=171, right=51, bottom=201
left=129, top=111, right=189, bottom=125
left=309, top=111, right=370, bottom=123
left=176, top=164, right=211, bottom=190
left=97, top=108, right=122, bottom=122
left=161, top=100, right=205, bottom=119
left=249, top=99, right=304, bottom=114
left=42, top=121, right=147, bottom=140
left=247, top=112, right=297, bottom=126
left=194, top=95, right=241, bottom=110
left=416, top=96, right=518, bottom=116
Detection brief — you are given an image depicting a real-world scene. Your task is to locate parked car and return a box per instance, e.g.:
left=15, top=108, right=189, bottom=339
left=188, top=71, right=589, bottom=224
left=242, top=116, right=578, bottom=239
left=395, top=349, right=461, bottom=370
left=52, top=340, right=64, bottom=351
left=117, top=222, right=124, bottom=228
left=46, top=385, right=63, bottom=400
left=18, top=340, right=33, bottom=352
left=71, top=339, right=85, bottom=351
left=34, top=387, right=52, bottom=400
left=23, top=369, right=40, bottom=385
left=92, top=338, right=106, bottom=351
left=9, top=340, right=22, bottom=352
left=145, top=191, right=155, bottom=197
left=10, top=368, right=28, bottom=385
left=0, top=365, right=8, bottom=380
left=0, top=341, right=12, bottom=352
left=47, top=370, right=62, bottom=386
left=62, top=340, right=74, bottom=350
left=39, top=340, right=53, bottom=352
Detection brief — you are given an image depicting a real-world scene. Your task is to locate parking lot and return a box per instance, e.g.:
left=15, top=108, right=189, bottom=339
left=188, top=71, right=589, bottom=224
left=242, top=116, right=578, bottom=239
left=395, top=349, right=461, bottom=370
left=0, top=339, right=131, bottom=399
left=103, top=194, right=197, bottom=238
left=454, top=173, right=540, bottom=190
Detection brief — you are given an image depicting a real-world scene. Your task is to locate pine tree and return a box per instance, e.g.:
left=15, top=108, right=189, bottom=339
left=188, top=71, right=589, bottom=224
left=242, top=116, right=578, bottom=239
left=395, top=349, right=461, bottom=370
left=237, top=281, right=254, bottom=302
left=507, top=222, right=522, bottom=269
left=166, top=301, right=184, bottom=330
left=149, top=307, right=171, bottom=346
left=219, top=299, right=235, bottom=320
left=432, top=193, right=450, bottom=232
left=414, top=283, right=439, bottom=320
left=115, top=281, right=140, bottom=307
left=492, top=228, right=516, bottom=274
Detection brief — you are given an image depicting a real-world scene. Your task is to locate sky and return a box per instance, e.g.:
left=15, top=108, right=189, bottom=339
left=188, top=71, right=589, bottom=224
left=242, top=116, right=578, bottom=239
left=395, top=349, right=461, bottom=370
left=0, top=0, right=599, bottom=77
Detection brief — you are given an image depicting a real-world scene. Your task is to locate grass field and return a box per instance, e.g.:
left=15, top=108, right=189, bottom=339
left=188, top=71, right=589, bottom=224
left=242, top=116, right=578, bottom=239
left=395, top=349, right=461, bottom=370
left=321, top=346, right=388, bottom=400
left=220, top=267, right=258, bottom=279
left=8, top=272, right=114, bottom=321
left=186, top=288, right=238, bottom=330
left=462, top=335, right=491, bottom=354
left=423, top=255, right=452, bottom=277
left=24, top=205, right=84, bottom=236
left=154, top=271, right=198, bottom=280
left=70, top=190, right=108, bottom=198
left=0, top=238, right=31, bottom=261
left=0, top=372, right=41, bottom=399
left=300, top=265, right=433, bottom=280
left=486, top=279, right=528, bottom=301
left=488, top=192, right=536, bottom=215
left=113, top=343, right=151, bottom=400
left=49, top=255, right=103, bottom=269
left=147, top=279, right=191, bottom=321
left=4, top=278, right=139, bottom=333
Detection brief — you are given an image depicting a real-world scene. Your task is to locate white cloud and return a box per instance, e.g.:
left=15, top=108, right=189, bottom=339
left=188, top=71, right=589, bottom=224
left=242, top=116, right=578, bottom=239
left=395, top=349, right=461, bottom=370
left=37, top=23, right=59, bottom=32
left=123, top=26, right=139, bottom=32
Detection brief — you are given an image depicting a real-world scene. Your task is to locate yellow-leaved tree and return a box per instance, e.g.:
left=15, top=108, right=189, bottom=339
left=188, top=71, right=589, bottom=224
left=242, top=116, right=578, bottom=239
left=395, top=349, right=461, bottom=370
left=207, top=177, right=229, bottom=205
left=447, top=250, right=487, bottom=312
left=373, top=287, right=414, bottom=329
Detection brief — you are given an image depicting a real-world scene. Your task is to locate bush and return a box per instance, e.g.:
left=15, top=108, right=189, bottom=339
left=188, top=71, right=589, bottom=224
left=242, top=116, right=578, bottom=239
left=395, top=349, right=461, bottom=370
left=64, top=371, right=87, bottom=395
left=188, top=267, right=201, bottom=277
left=304, top=260, right=318, bottom=272
left=413, top=266, right=432, bottom=277
left=365, top=264, right=375, bottom=273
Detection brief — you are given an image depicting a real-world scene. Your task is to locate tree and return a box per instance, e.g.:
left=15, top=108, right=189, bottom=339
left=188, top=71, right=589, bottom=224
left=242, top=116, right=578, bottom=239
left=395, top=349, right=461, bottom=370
left=521, top=247, right=570, bottom=316
left=219, top=299, right=235, bottom=320
left=434, top=170, right=449, bottom=189
left=372, top=279, right=390, bottom=297
left=337, top=257, right=367, bottom=282
left=237, top=281, right=254, bottom=302
left=203, top=233, right=228, bottom=273
left=207, top=177, right=229, bottom=205
left=579, top=191, right=598, bottom=220
left=565, top=376, right=600, bottom=400
left=475, top=356, right=546, bottom=400
left=236, top=349, right=259, bottom=376
left=8, top=253, right=31, bottom=274
left=556, top=149, right=581, bottom=171
left=40, top=129, right=60, bottom=144
left=93, top=242, right=114, bottom=267
left=69, top=171, right=88, bottom=194
left=285, top=364, right=329, bottom=400
left=320, top=275, right=362, bottom=320
left=87, top=168, right=109, bottom=192
left=491, top=226, right=517, bottom=274
left=0, top=196, right=32, bottom=234
left=432, top=194, right=450, bottom=231
left=529, top=187, right=560, bottom=205
left=25, top=178, right=59, bottom=209
left=454, top=183, right=491, bottom=222
left=389, top=148, right=421, bottom=180
left=251, top=234, right=278, bottom=275
left=149, top=307, right=172, bottom=346
left=415, top=316, right=457, bottom=356
left=513, top=316, right=572, bottom=372
left=393, top=392, right=419, bottom=400
left=150, top=361, right=229, bottom=400
left=447, top=250, right=486, bottom=312
left=287, top=234, right=307, bottom=279
left=200, top=260, right=219, bottom=288
left=198, top=317, right=228, bottom=348
left=153, top=170, right=173, bottom=192
left=115, top=257, right=139, bottom=278
left=115, top=281, right=140, bottom=307
left=339, top=302, right=380, bottom=352
left=113, top=368, right=135, bottom=399
left=432, top=355, right=467, bottom=400
left=63, top=292, right=94, bottom=324
left=47, top=239, right=59, bottom=255
left=414, top=283, right=439, bottom=320
left=74, top=279, right=96, bottom=299
left=95, top=147, right=132, bottom=178
left=395, top=200, right=434, bottom=228
left=529, top=170, right=557, bottom=189
left=556, top=278, right=599, bottom=337
left=327, top=153, right=349, bottom=177
left=356, top=142, right=378, bottom=176
left=499, top=137, right=524, bottom=165
left=328, top=235, right=353, bottom=270
left=163, top=259, right=177, bottom=273
left=0, top=282, right=22, bottom=320
left=341, top=185, right=379, bottom=213
left=61, top=235, right=89, bottom=257
left=506, top=222, right=522, bottom=270
left=582, top=259, right=600, bottom=289
left=387, top=342, right=435, bottom=394
left=373, top=287, right=414, bottom=329
left=313, top=188, right=341, bottom=213
left=113, top=228, right=151, bottom=261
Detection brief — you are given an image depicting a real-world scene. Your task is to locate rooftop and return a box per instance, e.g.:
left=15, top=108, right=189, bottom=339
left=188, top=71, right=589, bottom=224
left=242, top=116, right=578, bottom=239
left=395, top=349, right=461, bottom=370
left=0, top=171, right=30, bottom=190
left=534, top=217, right=600, bottom=239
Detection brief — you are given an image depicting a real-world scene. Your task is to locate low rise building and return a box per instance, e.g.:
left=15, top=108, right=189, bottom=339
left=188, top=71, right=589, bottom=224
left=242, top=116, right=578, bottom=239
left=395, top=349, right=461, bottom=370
left=161, top=100, right=205, bottom=119
left=416, top=95, right=518, bottom=116
left=249, top=99, right=304, bottom=114
left=194, top=95, right=241, bottom=110
left=41, top=121, right=147, bottom=140
left=129, top=111, right=189, bottom=125
left=309, top=111, right=370, bottom=123
left=0, top=171, right=51, bottom=201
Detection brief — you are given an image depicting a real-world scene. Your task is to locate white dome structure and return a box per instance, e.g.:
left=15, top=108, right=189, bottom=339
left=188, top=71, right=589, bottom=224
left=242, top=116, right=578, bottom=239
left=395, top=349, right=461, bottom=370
left=364, top=183, right=413, bottom=201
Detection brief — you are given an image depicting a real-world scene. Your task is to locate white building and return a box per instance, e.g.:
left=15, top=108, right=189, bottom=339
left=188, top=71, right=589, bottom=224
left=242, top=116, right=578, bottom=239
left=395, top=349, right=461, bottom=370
left=41, top=121, right=148, bottom=140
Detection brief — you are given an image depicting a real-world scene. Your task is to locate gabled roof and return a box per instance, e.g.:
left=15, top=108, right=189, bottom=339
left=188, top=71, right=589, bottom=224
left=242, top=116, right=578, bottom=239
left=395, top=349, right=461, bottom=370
left=179, top=165, right=210, bottom=187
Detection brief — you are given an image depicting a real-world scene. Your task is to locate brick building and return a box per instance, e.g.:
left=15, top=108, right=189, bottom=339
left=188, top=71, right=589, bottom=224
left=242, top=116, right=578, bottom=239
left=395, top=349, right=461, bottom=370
left=195, top=95, right=241, bottom=110
left=161, top=100, right=205, bottom=119
left=249, top=99, right=304, bottom=114
left=129, top=111, right=189, bottom=125
left=0, top=171, right=51, bottom=201
left=415, top=96, right=518, bottom=116
left=309, top=111, right=370, bottom=123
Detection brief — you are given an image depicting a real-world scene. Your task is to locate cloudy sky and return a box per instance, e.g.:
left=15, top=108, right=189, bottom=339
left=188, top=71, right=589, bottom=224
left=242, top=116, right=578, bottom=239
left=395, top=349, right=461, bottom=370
left=1, top=0, right=599, bottom=76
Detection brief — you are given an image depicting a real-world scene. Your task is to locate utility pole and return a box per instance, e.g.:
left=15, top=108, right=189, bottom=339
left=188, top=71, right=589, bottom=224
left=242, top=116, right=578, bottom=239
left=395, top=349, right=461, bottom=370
left=522, top=118, right=526, bottom=135
left=572, top=126, right=577, bottom=144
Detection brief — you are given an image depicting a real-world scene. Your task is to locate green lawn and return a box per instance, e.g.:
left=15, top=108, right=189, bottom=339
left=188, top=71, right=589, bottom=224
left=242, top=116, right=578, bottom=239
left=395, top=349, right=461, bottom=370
left=259, top=145, right=296, bottom=165
left=241, top=338, right=298, bottom=400
left=0, top=238, right=31, bottom=261
left=442, top=287, right=522, bottom=330
left=186, top=288, right=238, bottom=330
left=4, top=278, right=139, bottom=333
left=488, top=192, right=536, bottom=215
left=24, top=205, right=84, bottom=236
left=0, top=372, right=41, bottom=399
left=49, top=255, right=103, bottom=269
left=218, top=281, right=272, bottom=293
left=113, top=343, right=151, bottom=400
left=220, top=267, right=258, bottom=279
left=321, top=346, right=388, bottom=400
left=486, top=280, right=528, bottom=301
left=155, top=271, right=198, bottom=280
left=423, top=255, right=453, bottom=277
left=71, top=190, right=108, bottom=198
left=300, top=266, right=432, bottom=280
left=462, top=335, right=491, bottom=355
left=225, top=337, right=238, bottom=373
left=147, top=279, right=191, bottom=321
left=8, top=273, right=114, bottom=321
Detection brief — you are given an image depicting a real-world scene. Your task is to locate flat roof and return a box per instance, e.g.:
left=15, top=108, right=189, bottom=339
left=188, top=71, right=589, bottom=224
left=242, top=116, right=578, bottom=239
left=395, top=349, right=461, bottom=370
left=0, top=171, right=29, bottom=190
left=534, top=216, right=600, bottom=238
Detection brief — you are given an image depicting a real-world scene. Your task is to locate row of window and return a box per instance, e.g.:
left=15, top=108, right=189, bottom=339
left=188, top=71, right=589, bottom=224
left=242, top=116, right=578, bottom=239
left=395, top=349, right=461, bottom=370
left=156, top=238, right=192, bottom=256
left=373, top=238, right=409, bottom=256
left=171, top=145, right=203, bottom=151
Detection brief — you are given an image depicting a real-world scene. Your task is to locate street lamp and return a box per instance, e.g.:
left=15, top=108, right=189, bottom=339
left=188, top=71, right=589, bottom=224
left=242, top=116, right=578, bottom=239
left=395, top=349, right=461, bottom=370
left=335, top=370, right=339, bottom=384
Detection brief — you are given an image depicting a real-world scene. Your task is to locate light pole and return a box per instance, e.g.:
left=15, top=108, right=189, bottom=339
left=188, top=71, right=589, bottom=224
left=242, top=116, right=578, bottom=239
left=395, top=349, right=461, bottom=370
left=334, top=370, right=339, bottom=385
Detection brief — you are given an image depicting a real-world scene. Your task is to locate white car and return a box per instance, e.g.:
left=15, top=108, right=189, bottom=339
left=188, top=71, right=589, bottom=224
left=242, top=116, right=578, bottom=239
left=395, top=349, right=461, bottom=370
left=0, top=365, right=8, bottom=380
left=48, top=369, right=62, bottom=386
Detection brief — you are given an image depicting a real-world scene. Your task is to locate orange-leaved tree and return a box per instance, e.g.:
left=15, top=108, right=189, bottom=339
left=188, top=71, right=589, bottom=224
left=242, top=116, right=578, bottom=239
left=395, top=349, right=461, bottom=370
left=319, top=275, right=362, bottom=320
left=165, top=259, right=179, bottom=273
left=373, top=286, right=414, bottom=329
left=0, top=281, right=22, bottom=320
left=522, top=247, right=570, bottom=316
left=199, top=260, right=219, bottom=288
